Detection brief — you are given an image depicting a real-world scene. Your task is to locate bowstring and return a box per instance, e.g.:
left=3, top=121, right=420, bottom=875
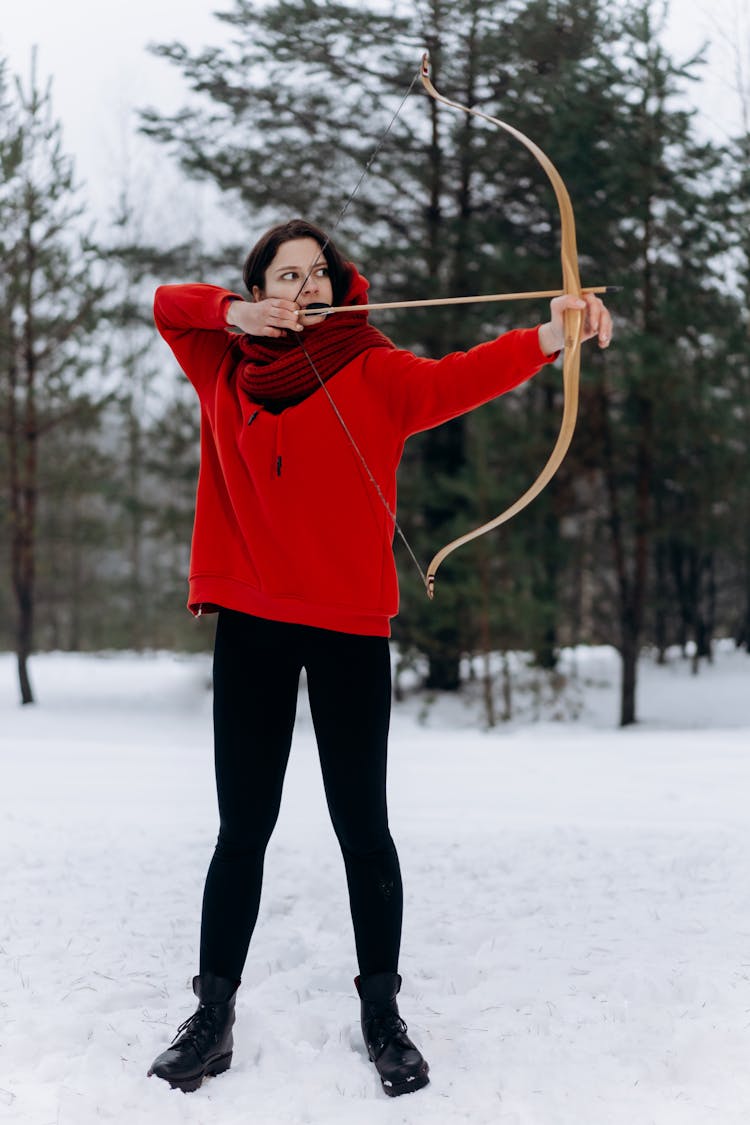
left=293, top=66, right=422, bottom=301
left=298, top=338, right=429, bottom=591
left=292, top=64, right=429, bottom=590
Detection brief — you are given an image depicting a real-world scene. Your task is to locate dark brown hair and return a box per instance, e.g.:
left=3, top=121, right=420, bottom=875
left=242, top=219, right=351, bottom=304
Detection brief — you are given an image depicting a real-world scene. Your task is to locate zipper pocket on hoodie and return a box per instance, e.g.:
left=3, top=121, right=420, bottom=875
left=274, top=412, right=284, bottom=478
left=244, top=407, right=282, bottom=477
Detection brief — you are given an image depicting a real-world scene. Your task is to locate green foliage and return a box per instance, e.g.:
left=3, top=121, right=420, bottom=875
left=134, top=0, right=748, bottom=717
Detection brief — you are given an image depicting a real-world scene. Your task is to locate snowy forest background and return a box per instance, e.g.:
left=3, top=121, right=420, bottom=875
left=3, top=4, right=750, bottom=1121
left=1, top=0, right=749, bottom=726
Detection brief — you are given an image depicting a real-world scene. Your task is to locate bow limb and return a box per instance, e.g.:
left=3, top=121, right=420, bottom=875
left=419, top=54, right=583, bottom=598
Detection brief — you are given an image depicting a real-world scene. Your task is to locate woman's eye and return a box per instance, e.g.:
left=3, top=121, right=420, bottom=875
left=280, top=271, right=299, bottom=281
left=315, top=267, right=330, bottom=277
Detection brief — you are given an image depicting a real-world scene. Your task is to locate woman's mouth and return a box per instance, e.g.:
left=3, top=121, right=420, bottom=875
left=299, top=302, right=331, bottom=322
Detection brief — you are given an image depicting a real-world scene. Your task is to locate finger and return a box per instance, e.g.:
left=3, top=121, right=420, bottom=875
left=583, top=293, right=601, bottom=331
left=269, top=303, right=302, bottom=331
left=598, top=307, right=613, bottom=348
left=551, top=295, right=586, bottom=314
left=587, top=296, right=610, bottom=343
left=586, top=294, right=612, bottom=339
left=266, top=319, right=299, bottom=334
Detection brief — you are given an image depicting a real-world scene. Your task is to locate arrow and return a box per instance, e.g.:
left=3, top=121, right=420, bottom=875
left=298, top=285, right=618, bottom=318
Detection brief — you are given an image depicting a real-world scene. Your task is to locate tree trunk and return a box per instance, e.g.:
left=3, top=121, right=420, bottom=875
left=598, top=380, right=650, bottom=728
left=533, top=381, right=561, bottom=670
left=501, top=650, right=512, bottom=722
left=6, top=323, right=37, bottom=704
left=740, top=535, right=750, bottom=650
left=619, top=618, right=638, bottom=727
left=12, top=214, right=40, bottom=703
left=425, top=642, right=461, bottom=692
left=481, top=649, right=495, bottom=730
left=702, top=553, right=715, bottom=663
left=654, top=536, right=668, bottom=664
left=16, top=587, right=34, bottom=705
left=419, top=43, right=462, bottom=692
left=472, top=408, right=495, bottom=728
left=669, top=540, right=693, bottom=660
left=129, top=401, right=145, bottom=651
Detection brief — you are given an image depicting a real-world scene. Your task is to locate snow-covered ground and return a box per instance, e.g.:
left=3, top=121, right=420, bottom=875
left=1, top=644, right=749, bottom=1125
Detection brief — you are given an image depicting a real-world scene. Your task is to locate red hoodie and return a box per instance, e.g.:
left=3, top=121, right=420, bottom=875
left=153, top=283, right=556, bottom=636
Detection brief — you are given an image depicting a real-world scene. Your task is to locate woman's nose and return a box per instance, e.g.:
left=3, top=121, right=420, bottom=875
left=301, top=272, right=319, bottom=294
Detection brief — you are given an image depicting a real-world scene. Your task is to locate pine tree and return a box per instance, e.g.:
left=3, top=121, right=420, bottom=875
left=723, top=16, right=750, bottom=652
left=0, top=52, right=105, bottom=702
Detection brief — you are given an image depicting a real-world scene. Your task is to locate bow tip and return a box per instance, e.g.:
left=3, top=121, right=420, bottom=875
left=420, top=51, right=430, bottom=78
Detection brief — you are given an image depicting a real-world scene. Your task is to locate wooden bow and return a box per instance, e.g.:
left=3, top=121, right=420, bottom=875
left=419, top=53, right=583, bottom=598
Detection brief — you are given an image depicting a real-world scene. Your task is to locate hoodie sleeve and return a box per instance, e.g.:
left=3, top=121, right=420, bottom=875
left=153, top=284, right=245, bottom=396
left=363, top=328, right=558, bottom=439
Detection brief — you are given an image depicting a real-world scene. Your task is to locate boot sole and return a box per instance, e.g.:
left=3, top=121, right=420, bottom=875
left=149, top=1051, right=233, bottom=1093
left=379, top=1061, right=430, bottom=1097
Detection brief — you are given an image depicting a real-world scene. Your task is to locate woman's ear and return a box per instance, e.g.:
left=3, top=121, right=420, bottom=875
left=251, top=285, right=264, bottom=303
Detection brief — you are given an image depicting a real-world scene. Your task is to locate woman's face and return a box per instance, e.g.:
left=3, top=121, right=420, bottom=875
left=252, top=237, right=334, bottom=325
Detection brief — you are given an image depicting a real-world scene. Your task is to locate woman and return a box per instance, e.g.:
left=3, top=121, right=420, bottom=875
left=148, top=219, right=612, bottom=1097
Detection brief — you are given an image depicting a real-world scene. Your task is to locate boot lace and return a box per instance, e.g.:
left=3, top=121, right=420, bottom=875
left=171, top=1004, right=221, bottom=1049
left=369, top=1012, right=410, bottom=1056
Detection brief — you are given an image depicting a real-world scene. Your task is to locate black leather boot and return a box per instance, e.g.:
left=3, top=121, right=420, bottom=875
left=148, top=972, right=239, bottom=1092
left=355, top=971, right=429, bottom=1097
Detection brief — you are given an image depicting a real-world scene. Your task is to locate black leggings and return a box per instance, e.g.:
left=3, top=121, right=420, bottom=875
left=199, top=609, right=403, bottom=982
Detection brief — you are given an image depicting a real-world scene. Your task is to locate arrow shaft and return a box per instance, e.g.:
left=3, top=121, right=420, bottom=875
left=300, top=285, right=614, bottom=317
